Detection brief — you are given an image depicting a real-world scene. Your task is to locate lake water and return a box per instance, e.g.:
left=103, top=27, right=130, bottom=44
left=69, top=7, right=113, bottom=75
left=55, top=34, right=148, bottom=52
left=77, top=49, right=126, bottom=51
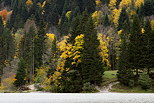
left=0, top=93, right=154, bottom=103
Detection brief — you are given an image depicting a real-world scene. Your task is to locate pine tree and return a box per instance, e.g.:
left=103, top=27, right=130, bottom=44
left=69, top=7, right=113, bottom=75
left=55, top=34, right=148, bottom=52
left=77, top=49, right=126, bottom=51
left=3, top=28, right=15, bottom=60
left=19, top=25, right=36, bottom=83
left=118, top=7, right=130, bottom=32
left=141, top=19, right=154, bottom=74
left=81, top=17, right=104, bottom=85
left=14, top=58, right=26, bottom=87
left=117, top=33, right=134, bottom=86
left=103, top=14, right=110, bottom=27
left=82, top=0, right=96, bottom=14
left=47, top=37, right=59, bottom=77
left=34, top=19, right=47, bottom=69
left=128, top=15, right=142, bottom=78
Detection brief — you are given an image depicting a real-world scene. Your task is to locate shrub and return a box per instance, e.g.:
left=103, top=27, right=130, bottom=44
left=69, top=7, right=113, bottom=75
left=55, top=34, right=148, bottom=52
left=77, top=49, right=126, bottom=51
left=82, top=82, right=97, bottom=93
left=1, top=74, right=16, bottom=90
left=139, top=73, right=151, bottom=90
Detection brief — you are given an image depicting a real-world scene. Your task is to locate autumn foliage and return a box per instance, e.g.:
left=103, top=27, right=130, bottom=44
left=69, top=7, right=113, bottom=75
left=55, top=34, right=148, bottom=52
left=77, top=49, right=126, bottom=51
left=0, top=9, right=11, bottom=23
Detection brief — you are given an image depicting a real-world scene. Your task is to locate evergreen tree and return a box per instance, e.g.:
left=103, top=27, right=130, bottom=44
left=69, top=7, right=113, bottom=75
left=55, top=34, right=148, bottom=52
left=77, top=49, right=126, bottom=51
left=3, top=28, right=15, bottom=60
left=118, top=7, right=130, bottom=32
left=141, top=19, right=154, bottom=74
left=128, top=15, right=142, bottom=78
left=14, top=58, right=26, bottom=87
left=34, top=19, right=47, bottom=69
left=81, top=17, right=104, bottom=85
left=117, top=34, right=134, bottom=86
left=82, top=0, right=96, bottom=14
left=69, top=15, right=82, bottom=44
left=103, top=14, right=110, bottom=27
left=47, top=37, right=59, bottom=77
left=19, top=27, right=36, bottom=83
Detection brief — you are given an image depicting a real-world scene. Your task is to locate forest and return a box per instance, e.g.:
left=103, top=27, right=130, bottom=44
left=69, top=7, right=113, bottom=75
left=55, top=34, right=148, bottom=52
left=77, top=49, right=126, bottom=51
left=0, top=0, right=154, bottom=93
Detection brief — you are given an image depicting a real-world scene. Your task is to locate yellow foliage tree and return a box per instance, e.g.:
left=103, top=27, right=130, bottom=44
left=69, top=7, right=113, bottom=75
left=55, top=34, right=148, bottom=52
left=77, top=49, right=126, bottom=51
left=92, top=11, right=102, bottom=26
left=26, top=0, right=33, bottom=6
left=135, top=0, right=144, bottom=8
left=98, top=34, right=111, bottom=68
left=112, top=9, right=121, bottom=26
left=51, top=34, right=84, bottom=87
left=119, top=0, right=131, bottom=8
left=96, top=0, right=102, bottom=7
left=109, top=0, right=117, bottom=10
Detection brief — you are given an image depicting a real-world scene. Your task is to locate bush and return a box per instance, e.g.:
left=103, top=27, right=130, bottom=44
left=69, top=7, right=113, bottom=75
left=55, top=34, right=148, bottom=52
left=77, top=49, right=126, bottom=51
left=139, top=73, right=151, bottom=90
left=1, top=74, right=16, bottom=91
left=82, top=82, right=97, bottom=93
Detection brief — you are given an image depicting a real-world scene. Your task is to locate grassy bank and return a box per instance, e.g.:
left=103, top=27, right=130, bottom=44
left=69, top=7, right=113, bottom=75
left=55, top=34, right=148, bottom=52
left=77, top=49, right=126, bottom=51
left=102, top=70, right=118, bottom=86
left=111, top=83, right=154, bottom=93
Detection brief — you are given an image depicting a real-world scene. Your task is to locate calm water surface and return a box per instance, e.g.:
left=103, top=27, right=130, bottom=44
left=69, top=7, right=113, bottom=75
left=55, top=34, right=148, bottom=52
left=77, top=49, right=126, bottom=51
left=0, top=93, right=154, bottom=103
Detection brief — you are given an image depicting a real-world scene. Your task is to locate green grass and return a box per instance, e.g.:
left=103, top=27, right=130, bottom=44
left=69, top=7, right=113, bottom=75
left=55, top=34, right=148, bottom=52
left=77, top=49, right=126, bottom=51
left=102, top=70, right=118, bottom=86
left=103, top=70, right=118, bottom=79
left=111, top=83, right=154, bottom=93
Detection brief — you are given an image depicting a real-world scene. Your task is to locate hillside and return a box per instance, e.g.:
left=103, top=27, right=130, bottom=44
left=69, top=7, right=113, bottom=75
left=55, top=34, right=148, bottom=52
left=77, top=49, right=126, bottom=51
left=0, top=0, right=154, bottom=93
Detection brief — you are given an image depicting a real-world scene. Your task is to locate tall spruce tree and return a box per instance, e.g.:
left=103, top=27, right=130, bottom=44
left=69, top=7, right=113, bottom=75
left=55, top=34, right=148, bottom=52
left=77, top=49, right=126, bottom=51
left=14, top=58, right=26, bottom=87
left=19, top=27, right=36, bottom=83
left=128, top=15, right=142, bottom=78
left=118, top=7, right=130, bottom=32
left=141, top=19, right=154, bottom=74
left=117, top=33, right=134, bottom=86
left=34, top=18, right=47, bottom=69
left=81, top=16, right=104, bottom=85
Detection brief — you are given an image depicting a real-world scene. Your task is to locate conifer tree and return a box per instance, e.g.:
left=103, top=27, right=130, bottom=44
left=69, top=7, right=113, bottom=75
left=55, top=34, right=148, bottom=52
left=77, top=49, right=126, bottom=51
left=34, top=19, right=47, bottom=69
left=117, top=33, right=134, bottom=86
left=141, top=19, right=154, bottom=74
left=81, top=17, right=104, bottom=85
left=128, top=15, right=142, bottom=78
left=118, top=7, right=130, bottom=32
left=14, top=58, right=26, bottom=87
left=103, top=14, right=110, bottom=27
left=19, top=27, right=36, bottom=82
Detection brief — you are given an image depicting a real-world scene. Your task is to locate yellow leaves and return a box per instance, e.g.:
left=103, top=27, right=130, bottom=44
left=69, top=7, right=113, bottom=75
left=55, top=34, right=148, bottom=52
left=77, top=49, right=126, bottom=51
left=119, top=0, right=131, bottom=8
left=109, top=0, right=117, bottom=10
left=118, top=30, right=123, bottom=35
left=42, top=1, right=46, bottom=8
left=37, top=1, right=46, bottom=8
left=65, top=11, right=72, bottom=20
left=58, top=36, right=69, bottom=51
left=26, top=0, right=33, bottom=6
left=130, top=10, right=136, bottom=16
left=141, top=28, right=145, bottom=34
left=46, top=33, right=55, bottom=40
left=96, top=0, right=102, bottom=7
left=135, top=0, right=144, bottom=8
left=151, top=20, right=154, bottom=30
left=1, top=74, right=16, bottom=90
left=98, top=34, right=111, bottom=68
left=74, top=34, right=84, bottom=47
left=112, top=9, right=121, bottom=26
left=92, top=11, right=102, bottom=26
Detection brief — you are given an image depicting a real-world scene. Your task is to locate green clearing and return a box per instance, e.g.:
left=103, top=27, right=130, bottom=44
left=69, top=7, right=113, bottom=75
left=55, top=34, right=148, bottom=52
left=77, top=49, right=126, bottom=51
left=111, top=83, right=154, bottom=93
left=102, top=70, right=118, bottom=86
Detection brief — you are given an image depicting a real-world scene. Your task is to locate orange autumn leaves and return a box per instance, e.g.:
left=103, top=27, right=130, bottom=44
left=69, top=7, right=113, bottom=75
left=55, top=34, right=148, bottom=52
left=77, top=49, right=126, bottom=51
left=0, top=9, right=12, bottom=24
